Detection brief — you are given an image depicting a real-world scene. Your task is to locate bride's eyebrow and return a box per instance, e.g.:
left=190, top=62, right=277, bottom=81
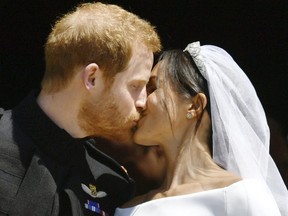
left=149, top=75, right=161, bottom=87
left=149, top=76, right=157, bottom=83
left=146, top=76, right=158, bottom=94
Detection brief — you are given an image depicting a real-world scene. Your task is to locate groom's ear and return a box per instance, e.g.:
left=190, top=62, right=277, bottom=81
left=82, top=63, right=101, bottom=90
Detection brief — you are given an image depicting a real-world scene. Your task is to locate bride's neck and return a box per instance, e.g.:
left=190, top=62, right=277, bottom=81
left=162, top=135, right=220, bottom=190
left=159, top=115, right=236, bottom=195
left=152, top=142, right=239, bottom=203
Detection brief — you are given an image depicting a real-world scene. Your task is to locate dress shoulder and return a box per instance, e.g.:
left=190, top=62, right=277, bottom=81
left=115, top=179, right=281, bottom=216
left=225, top=179, right=281, bottom=216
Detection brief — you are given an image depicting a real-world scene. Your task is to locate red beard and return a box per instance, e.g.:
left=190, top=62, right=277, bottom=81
left=78, top=94, right=140, bottom=145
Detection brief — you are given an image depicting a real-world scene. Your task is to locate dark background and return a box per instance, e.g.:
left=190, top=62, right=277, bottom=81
left=1, top=0, right=288, bottom=134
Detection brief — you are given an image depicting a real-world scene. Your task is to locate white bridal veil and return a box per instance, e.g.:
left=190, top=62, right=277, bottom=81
left=184, top=42, right=288, bottom=215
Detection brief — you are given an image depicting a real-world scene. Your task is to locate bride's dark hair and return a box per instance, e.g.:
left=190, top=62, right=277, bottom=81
left=156, top=49, right=210, bottom=130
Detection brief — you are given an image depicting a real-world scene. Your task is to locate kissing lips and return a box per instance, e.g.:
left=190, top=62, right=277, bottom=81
left=137, top=115, right=146, bottom=128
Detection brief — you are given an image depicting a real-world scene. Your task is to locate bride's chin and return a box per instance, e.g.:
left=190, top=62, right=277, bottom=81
left=133, top=135, right=146, bottom=146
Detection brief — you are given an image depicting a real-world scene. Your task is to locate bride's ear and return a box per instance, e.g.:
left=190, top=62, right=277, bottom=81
left=188, top=93, right=207, bottom=117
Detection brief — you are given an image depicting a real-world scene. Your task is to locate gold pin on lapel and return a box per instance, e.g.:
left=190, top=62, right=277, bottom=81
left=81, top=183, right=107, bottom=198
left=89, top=184, right=97, bottom=196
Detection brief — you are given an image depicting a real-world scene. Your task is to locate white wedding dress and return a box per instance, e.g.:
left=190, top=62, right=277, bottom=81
left=114, top=179, right=281, bottom=216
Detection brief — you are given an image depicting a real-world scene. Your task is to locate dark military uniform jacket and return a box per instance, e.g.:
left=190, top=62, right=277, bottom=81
left=0, top=92, right=135, bottom=216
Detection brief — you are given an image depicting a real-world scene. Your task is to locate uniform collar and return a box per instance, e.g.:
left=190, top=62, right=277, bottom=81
left=13, top=90, right=88, bottom=165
